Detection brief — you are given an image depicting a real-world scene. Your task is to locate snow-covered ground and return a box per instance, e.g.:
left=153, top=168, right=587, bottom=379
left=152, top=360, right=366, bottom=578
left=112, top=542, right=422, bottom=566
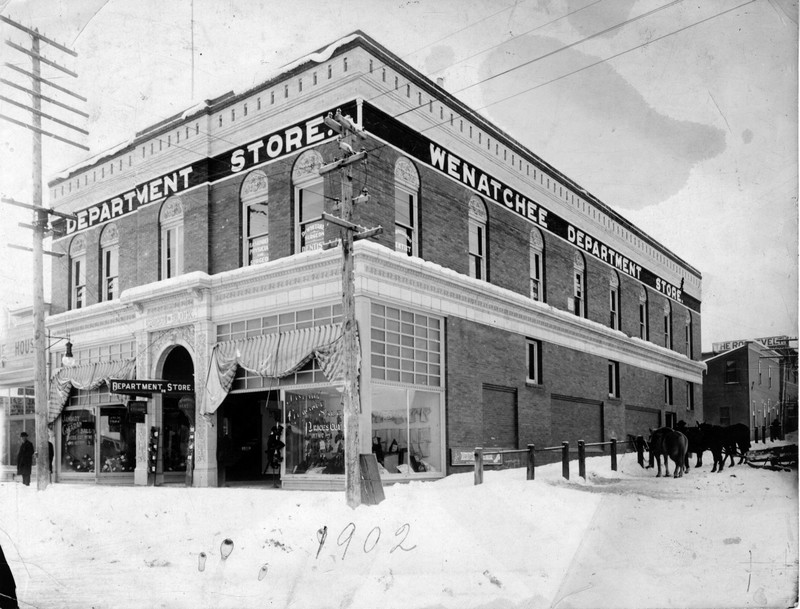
left=1, top=439, right=797, bottom=609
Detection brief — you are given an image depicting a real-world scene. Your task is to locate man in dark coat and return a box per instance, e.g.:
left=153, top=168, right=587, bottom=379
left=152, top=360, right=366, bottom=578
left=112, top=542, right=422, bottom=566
left=16, top=432, right=33, bottom=486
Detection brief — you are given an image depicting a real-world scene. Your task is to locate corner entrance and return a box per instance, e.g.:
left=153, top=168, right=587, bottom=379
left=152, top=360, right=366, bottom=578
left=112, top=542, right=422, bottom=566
left=218, top=392, right=281, bottom=485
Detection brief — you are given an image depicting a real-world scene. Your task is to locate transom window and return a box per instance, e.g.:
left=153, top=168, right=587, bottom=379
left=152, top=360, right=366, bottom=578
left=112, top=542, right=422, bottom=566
left=371, top=303, right=441, bottom=387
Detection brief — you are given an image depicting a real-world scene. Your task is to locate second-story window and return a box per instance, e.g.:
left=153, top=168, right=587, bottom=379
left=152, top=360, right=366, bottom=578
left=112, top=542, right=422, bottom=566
left=529, top=228, right=544, bottom=302
left=663, top=301, right=672, bottom=349
left=609, top=272, right=620, bottom=330
left=241, top=170, right=270, bottom=265
left=99, top=223, right=119, bottom=301
left=468, top=195, right=487, bottom=280
left=664, top=375, right=673, bottom=405
left=608, top=360, right=620, bottom=398
left=572, top=252, right=585, bottom=317
left=394, top=157, right=419, bottom=256
left=685, top=311, right=693, bottom=357
left=160, top=196, right=184, bottom=280
left=639, top=286, right=649, bottom=340
left=69, top=234, right=86, bottom=310
left=293, top=150, right=325, bottom=253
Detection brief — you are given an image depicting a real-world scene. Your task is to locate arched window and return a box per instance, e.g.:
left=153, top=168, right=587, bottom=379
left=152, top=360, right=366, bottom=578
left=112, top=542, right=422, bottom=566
left=293, top=150, right=325, bottom=253
left=639, top=286, right=649, bottom=340
left=609, top=271, right=620, bottom=330
left=394, top=157, right=419, bottom=256
left=685, top=311, right=693, bottom=358
left=160, top=196, right=184, bottom=279
left=468, top=195, right=487, bottom=280
left=99, top=223, right=119, bottom=301
left=663, top=300, right=673, bottom=349
left=529, top=228, right=545, bottom=302
left=69, top=234, right=86, bottom=310
left=241, top=170, right=270, bottom=265
left=572, top=252, right=585, bottom=318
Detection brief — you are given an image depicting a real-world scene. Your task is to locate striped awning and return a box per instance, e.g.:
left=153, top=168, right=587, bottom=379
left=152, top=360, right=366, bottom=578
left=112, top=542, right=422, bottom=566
left=48, top=358, right=137, bottom=423
left=203, top=322, right=359, bottom=415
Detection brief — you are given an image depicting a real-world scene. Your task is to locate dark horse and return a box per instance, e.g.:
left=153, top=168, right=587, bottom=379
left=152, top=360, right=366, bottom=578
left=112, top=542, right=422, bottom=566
left=676, top=420, right=707, bottom=470
left=699, top=422, right=751, bottom=472
left=648, top=427, right=689, bottom=478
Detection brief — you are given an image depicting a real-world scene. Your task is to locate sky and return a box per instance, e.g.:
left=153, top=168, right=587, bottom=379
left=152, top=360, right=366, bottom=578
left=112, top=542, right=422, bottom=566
left=1, top=444, right=797, bottom=608
left=0, top=0, right=797, bottom=351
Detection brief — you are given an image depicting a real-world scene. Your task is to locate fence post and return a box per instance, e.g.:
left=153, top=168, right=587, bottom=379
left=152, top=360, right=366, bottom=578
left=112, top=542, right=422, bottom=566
left=636, top=435, right=644, bottom=468
left=578, top=440, right=586, bottom=479
left=754, top=427, right=759, bottom=444
left=611, top=438, right=617, bottom=471
left=561, top=441, right=569, bottom=480
left=527, top=444, right=535, bottom=480
left=474, top=447, right=483, bottom=486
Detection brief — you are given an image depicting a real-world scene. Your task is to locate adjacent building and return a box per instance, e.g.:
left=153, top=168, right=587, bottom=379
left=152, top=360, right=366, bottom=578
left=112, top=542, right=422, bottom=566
left=39, top=32, right=704, bottom=488
left=703, top=337, right=798, bottom=440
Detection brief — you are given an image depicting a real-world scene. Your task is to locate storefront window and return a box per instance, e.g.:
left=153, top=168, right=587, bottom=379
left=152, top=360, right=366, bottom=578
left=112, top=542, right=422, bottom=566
left=99, top=407, right=136, bottom=473
left=284, top=389, right=344, bottom=475
left=2, top=387, right=36, bottom=467
left=61, top=409, right=96, bottom=473
left=371, top=386, right=442, bottom=476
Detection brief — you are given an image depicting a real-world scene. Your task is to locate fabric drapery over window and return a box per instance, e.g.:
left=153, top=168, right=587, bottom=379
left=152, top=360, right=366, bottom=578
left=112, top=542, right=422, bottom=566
left=203, top=323, right=358, bottom=415
left=48, top=358, right=137, bottom=422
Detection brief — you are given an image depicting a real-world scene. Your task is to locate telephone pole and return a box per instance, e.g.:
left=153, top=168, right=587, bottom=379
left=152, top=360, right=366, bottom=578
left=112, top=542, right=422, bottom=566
left=1, top=15, right=87, bottom=490
left=319, top=109, right=381, bottom=508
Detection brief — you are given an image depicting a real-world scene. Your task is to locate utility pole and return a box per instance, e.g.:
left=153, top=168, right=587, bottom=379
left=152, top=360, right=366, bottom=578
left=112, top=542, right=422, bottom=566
left=319, top=109, right=381, bottom=508
left=1, top=15, right=87, bottom=490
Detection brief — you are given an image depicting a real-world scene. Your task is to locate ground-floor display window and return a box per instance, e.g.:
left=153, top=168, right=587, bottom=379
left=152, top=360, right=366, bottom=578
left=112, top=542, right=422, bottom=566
left=371, top=385, right=443, bottom=476
left=1, top=386, right=36, bottom=468
left=284, top=389, right=344, bottom=475
left=60, top=402, right=136, bottom=476
left=99, top=407, right=136, bottom=472
left=61, top=409, right=96, bottom=473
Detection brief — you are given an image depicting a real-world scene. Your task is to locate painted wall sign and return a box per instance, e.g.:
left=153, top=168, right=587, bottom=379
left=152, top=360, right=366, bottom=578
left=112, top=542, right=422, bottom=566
left=360, top=101, right=700, bottom=313
left=712, top=335, right=798, bottom=353
left=56, top=95, right=697, bottom=312
left=60, top=101, right=357, bottom=237
left=109, top=379, right=194, bottom=395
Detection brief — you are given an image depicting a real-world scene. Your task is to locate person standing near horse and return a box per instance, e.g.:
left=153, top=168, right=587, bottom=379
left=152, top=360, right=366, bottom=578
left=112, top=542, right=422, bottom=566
left=16, top=432, right=34, bottom=486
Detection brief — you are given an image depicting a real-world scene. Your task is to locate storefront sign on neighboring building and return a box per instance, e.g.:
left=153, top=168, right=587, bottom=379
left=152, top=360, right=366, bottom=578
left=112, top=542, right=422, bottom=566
left=712, top=335, right=798, bottom=353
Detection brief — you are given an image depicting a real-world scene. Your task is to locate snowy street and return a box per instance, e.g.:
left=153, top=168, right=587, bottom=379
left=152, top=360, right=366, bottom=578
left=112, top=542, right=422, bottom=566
left=1, top=445, right=797, bottom=609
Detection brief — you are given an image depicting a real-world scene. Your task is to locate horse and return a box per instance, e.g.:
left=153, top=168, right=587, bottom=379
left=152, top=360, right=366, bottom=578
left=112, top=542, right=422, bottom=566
left=723, top=423, right=751, bottom=466
left=648, top=427, right=688, bottom=478
left=676, top=420, right=707, bottom=470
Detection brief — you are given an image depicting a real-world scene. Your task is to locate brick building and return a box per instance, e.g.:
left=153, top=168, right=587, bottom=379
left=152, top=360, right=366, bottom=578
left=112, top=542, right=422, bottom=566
left=42, top=32, right=704, bottom=488
left=703, top=338, right=798, bottom=441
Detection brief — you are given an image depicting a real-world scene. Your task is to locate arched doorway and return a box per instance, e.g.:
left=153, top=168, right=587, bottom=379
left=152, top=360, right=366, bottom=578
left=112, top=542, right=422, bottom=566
left=160, top=346, right=194, bottom=483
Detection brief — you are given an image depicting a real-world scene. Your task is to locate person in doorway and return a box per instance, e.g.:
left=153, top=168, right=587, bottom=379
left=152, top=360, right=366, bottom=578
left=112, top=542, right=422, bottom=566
left=48, top=440, right=55, bottom=481
left=16, top=432, right=33, bottom=486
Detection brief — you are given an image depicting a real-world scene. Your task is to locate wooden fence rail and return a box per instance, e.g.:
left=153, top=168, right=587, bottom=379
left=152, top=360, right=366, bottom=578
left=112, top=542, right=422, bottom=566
left=474, top=438, right=621, bottom=485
